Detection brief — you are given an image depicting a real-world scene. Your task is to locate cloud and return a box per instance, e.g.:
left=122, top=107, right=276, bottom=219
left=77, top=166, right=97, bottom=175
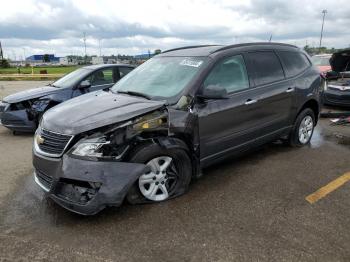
left=0, top=0, right=350, bottom=58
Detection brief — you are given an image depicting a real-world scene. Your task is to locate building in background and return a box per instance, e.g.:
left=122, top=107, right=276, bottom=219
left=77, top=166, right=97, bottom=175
left=59, top=57, right=78, bottom=65
left=25, top=54, right=60, bottom=65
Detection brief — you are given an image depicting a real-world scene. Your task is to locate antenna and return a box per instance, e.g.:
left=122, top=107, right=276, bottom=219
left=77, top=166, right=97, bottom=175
left=269, top=34, right=273, bottom=42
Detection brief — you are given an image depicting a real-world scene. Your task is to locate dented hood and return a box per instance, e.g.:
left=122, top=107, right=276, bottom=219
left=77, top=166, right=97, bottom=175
left=41, top=90, right=165, bottom=135
left=3, top=85, right=60, bottom=104
left=330, top=49, right=350, bottom=72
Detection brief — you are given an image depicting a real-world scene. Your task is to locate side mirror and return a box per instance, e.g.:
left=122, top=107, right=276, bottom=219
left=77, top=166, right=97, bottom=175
left=197, top=85, right=228, bottom=100
left=78, top=80, right=91, bottom=89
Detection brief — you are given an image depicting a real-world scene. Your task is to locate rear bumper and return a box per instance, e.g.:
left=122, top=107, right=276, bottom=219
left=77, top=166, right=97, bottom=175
left=0, top=110, right=36, bottom=132
left=33, top=150, right=148, bottom=215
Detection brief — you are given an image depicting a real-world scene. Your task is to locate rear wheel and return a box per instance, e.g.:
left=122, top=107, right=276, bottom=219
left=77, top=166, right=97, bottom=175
left=289, top=108, right=315, bottom=147
left=126, top=143, right=192, bottom=204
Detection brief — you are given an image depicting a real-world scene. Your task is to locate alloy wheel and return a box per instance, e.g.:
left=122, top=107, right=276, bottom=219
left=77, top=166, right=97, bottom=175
left=298, top=115, right=314, bottom=144
left=138, top=156, right=179, bottom=201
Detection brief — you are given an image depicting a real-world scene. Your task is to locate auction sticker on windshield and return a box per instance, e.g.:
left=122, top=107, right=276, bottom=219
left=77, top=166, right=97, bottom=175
left=180, top=58, right=203, bottom=68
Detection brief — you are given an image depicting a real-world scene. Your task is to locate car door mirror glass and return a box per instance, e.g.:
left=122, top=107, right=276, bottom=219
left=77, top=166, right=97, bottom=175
left=198, top=85, right=228, bottom=100
left=79, top=80, right=91, bottom=89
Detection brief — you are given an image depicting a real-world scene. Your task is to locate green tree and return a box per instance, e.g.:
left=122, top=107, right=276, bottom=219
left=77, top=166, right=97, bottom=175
left=0, top=59, right=10, bottom=68
left=43, top=54, right=50, bottom=62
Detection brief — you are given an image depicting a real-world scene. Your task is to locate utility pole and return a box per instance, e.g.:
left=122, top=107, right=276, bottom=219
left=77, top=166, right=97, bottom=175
left=319, top=9, right=327, bottom=52
left=83, top=32, right=87, bottom=64
left=0, top=41, right=3, bottom=60
left=99, top=39, right=102, bottom=57
left=23, top=48, right=26, bottom=64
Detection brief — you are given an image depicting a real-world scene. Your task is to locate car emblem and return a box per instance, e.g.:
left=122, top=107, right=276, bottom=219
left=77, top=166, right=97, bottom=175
left=36, top=135, right=45, bottom=145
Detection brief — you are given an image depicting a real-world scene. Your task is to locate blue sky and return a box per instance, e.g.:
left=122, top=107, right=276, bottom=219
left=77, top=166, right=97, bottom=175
left=0, top=0, right=349, bottom=59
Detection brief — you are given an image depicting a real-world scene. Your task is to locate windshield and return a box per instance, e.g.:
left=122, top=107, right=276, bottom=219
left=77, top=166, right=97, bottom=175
left=111, top=56, right=207, bottom=100
left=311, top=56, right=331, bottom=66
left=52, top=68, right=91, bottom=88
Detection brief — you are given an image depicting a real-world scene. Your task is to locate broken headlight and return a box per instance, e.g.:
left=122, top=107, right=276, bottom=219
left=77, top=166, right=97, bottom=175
left=0, top=101, right=9, bottom=112
left=71, top=137, right=110, bottom=158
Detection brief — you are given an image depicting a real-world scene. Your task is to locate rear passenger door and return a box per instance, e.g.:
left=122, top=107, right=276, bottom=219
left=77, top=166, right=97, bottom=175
left=243, top=51, right=295, bottom=135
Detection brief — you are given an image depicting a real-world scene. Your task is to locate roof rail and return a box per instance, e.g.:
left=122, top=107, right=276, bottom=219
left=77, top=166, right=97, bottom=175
left=210, top=42, right=298, bottom=54
left=162, top=45, right=221, bottom=54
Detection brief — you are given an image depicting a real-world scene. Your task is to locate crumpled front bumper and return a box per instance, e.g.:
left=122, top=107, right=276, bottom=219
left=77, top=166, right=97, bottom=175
left=323, top=89, right=350, bottom=107
left=33, top=150, right=148, bottom=215
left=1, top=109, right=36, bottom=132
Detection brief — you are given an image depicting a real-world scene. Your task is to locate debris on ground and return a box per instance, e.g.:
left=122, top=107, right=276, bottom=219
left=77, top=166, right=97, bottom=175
left=330, top=117, right=350, bottom=126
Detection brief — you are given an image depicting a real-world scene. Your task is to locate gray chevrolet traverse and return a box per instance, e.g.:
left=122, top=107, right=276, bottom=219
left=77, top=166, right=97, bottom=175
left=33, top=43, right=322, bottom=215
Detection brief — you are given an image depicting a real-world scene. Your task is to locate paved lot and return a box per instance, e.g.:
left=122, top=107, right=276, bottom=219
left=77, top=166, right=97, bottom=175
left=0, top=81, right=350, bottom=261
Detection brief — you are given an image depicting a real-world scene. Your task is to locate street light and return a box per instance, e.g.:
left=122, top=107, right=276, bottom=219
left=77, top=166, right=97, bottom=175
left=319, top=9, right=327, bottom=53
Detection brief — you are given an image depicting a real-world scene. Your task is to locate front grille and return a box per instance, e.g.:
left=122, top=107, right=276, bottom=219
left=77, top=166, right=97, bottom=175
left=38, top=129, right=73, bottom=156
left=36, top=170, right=54, bottom=190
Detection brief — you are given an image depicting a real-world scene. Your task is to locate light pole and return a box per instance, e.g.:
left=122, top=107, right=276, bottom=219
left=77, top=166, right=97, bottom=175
left=319, top=9, right=327, bottom=52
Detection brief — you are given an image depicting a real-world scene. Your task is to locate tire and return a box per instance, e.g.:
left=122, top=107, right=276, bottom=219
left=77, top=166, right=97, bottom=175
left=126, top=142, right=192, bottom=204
left=289, top=108, right=315, bottom=147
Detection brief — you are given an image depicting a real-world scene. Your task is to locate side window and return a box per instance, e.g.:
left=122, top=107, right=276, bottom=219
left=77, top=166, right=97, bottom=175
left=89, top=68, right=114, bottom=86
left=245, top=51, right=285, bottom=86
left=278, top=51, right=311, bottom=78
left=203, top=55, right=249, bottom=93
left=119, top=67, right=133, bottom=78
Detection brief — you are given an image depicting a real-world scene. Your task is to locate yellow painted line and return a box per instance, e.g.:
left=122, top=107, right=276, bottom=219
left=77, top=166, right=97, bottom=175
left=306, top=172, right=350, bottom=204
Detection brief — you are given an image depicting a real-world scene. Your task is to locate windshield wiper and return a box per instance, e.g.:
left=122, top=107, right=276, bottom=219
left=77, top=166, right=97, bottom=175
left=117, top=90, right=151, bottom=100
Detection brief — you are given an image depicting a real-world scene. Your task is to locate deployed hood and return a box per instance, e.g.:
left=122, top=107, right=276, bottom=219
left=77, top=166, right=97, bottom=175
left=3, top=85, right=59, bottom=104
left=41, top=90, right=165, bottom=135
left=330, top=49, right=350, bottom=72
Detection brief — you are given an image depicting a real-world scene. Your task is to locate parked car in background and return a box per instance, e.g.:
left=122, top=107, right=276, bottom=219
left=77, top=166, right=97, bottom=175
left=311, top=54, right=332, bottom=76
left=0, top=64, right=135, bottom=133
left=323, top=49, right=350, bottom=107
left=33, top=43, right=321, bottom=215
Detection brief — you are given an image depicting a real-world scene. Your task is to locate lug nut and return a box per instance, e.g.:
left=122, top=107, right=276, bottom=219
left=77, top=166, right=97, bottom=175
left=155, top=182, right=159, bottom=185
left=161, top=181, right=164, bottom=184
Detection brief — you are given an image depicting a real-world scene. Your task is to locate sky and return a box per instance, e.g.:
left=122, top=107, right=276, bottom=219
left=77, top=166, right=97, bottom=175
left=0, top=0, right=349, bottom=59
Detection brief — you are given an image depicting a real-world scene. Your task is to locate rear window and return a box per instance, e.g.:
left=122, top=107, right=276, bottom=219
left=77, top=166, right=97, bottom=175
left=278, top=51, right=311, bottom=78
left=244, top=51, right=285, bottom=86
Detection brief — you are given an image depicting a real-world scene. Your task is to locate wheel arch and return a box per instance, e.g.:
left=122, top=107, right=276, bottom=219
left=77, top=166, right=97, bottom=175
left=128, top=135, right=199, bottom=179
left=297, top=99, right=320, bottom=124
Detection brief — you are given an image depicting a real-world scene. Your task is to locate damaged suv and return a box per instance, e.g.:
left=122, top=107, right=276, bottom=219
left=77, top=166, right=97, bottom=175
left=0, top=64, right=134, bottom=133
left=323, top=49, right=350, bottom=107
left=33, top=43, right=321, bottom=215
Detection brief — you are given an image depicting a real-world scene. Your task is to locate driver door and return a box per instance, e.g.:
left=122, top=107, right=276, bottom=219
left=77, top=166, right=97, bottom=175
left=196, top=55, right=262, bottom=165
left=72, top=67, right=118, bottom=97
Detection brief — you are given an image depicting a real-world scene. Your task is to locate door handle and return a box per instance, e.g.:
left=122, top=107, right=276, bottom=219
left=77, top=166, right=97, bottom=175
left=245, top=99, right=257, bottom=105
left=286, top=87, right=295, bottom=93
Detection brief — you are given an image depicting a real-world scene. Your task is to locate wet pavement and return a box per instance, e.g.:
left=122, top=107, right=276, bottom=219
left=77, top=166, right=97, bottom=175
left=0, top=82, right=350, bottom=261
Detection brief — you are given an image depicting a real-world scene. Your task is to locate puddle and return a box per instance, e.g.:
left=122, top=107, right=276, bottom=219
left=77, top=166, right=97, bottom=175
left=310, top=128, right=324, bottom=148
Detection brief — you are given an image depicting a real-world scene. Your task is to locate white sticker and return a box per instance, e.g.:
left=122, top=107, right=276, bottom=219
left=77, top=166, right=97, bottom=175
left=180, top=59, right=203, bottom=68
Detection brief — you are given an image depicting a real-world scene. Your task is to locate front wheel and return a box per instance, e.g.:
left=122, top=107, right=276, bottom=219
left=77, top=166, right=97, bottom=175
left=126, top=143, right=192, bottom=204
left=289, top=108, right=315, bottom=147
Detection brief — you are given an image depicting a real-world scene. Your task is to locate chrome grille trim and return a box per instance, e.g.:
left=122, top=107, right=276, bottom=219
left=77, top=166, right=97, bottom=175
left=34, top=128, right=74, bottom=158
